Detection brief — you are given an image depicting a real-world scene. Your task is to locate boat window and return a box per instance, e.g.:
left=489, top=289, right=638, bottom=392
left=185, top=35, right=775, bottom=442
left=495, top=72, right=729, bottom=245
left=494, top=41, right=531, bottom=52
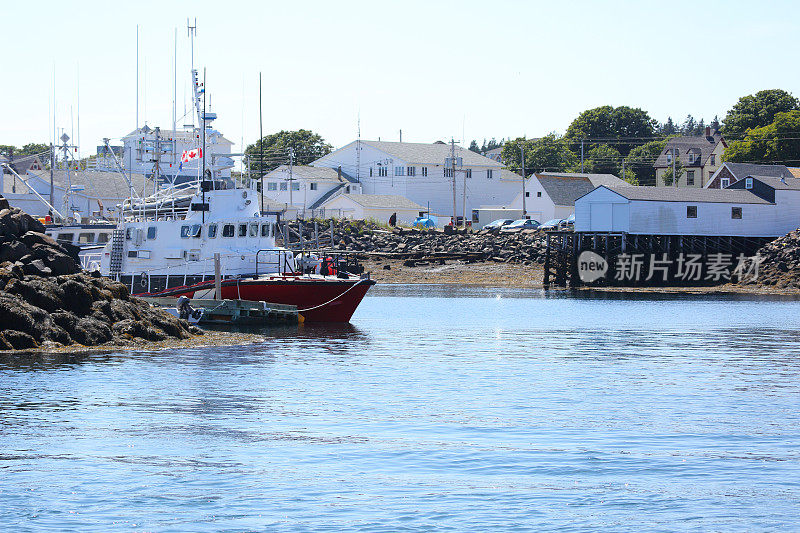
left=97, top=233, right=110, bottom=244
left=261, top=224, right=270, bottom=237
left=271, top=223, right=277, bottom=237
left=180, top=225, right=191, bottom=238
left=57, top=233, right=74, bottom=243
left=238, top=224, right=247, bottom=237
left=147, top=226, right=157, bottom=240
left=78, top=233, right=95, bottom=244
left=222, top=224, right=235, bottom=237
left=249, top=223, right=259, bottom=237
left=190, top=224, right=202, bottom=238
left=125, top=228, right=134, bottom=240
left=208, top=224, right=218, bottom=238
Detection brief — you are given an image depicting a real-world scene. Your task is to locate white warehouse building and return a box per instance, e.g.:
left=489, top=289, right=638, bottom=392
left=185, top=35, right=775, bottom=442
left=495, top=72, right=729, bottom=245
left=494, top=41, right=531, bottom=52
left=575, top=176, right=800, bottom=237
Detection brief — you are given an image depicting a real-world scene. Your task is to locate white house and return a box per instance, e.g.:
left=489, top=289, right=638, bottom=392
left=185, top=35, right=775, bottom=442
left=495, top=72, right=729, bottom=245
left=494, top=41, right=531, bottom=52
left=312, top=140, right=517, bottom=222
left=118, top=126, right=234, bottom=184
left=317, top=194, right=426, bottom=226
left=503, top=172, right=630, bottom=223
left=261, top=165, right=362, bottom=216
left=575, top=176, right=800, bottom=237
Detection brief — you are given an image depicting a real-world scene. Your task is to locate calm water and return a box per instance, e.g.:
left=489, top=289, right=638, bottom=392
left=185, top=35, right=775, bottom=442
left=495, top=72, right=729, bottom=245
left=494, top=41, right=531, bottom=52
left=2, top=286, right=800, bottom=531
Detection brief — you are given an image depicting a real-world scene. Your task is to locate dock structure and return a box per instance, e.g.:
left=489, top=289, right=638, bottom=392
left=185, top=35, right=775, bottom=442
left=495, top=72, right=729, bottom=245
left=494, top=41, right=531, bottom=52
left=543, top=231, right=774, bottom=288
left=145, top=297, right=301, bottom=325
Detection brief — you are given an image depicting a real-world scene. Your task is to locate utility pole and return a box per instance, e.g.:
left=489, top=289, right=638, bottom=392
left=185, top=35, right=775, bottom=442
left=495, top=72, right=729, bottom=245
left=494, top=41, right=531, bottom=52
left=49, top=144, right=54, bottom=209
left=521, top=145, right=527, bottom=218
left=672, top=147, right=677, bottom=188
left=288, top=147, right=295, bottom=208
left=462, top=168, right=467, bottom=228
left=580, top=139, right=584, bottom=173
left=622, top=157, right=625, bottom=183
left=450, top=138, right=457, bottom=227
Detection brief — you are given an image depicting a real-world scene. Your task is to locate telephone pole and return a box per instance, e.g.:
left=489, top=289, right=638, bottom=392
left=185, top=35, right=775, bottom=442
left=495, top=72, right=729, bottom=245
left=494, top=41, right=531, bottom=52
left=580, top=139, right=584, bottom=173
left=450, top=138, right=457, bottom=227
left=288, top=147, right=295, bottom=208
left=521, top=145, right=527, bottom=218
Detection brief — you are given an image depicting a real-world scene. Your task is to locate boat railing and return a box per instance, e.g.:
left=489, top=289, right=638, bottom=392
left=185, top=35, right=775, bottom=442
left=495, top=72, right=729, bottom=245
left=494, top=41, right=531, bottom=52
left=80, top=246, right=105, bottom=272
left=255, top=249, right=299, bottom=277
left=260, top=248, right=367, bottom=279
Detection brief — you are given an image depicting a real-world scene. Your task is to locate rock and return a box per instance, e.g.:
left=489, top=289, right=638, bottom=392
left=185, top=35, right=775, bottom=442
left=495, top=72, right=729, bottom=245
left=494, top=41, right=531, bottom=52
left=71, top=317, right=114, bottom=345
left=22, top=259, right=52, bottom=277
left=0, top=196, right=9, bottom=210
left=60, top=278, right=96, bottom=316
left=0, top=241, right=29, bottom=263
left=0, top=330, right=38, bottom=350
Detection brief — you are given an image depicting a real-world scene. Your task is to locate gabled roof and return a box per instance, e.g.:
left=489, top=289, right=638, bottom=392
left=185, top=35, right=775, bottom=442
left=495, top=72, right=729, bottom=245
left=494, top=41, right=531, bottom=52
left=25, top=169, right=148, bottom=200
left=309, top=183, right=347, bottom=209
left=533, top=173, right=630, bottom=207
left=746, top=175, right=800, bottom=190
left=600, top=185, right=770, bottom=204
left=265, top=165, right=343, bottom=183
left=654, top=134, right=725, bottom=168
left=718, top=162, right=793, bottom=181
left=8, top=154, right=46, bottom=175
left=354, top=140, right=503, bottom=167
left=323, top=194, right=425, bottom=210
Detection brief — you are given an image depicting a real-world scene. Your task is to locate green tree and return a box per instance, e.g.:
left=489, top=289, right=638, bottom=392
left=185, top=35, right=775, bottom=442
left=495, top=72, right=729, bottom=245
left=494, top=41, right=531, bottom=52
left=17, top=143, right=50, bottom=157
left=722, top=89, right=799, bottom=138
left=659, top=117, right=677, bottom=136
left=245, top=129, right=332, bottom=175
left=468, top=140, right=480, bottom=153
left=502, top=134, right=578, bottom=174
left=710, top=115, right=721, bottom=131
left=579, top=144, right=622, bottom=175
left=565, top=105, right=657, bottom=156
left=660, top=159, right=684, bottom=186
left=624, top=138, right=669, bottom=186
left=724, top=110, right=800, bottom=165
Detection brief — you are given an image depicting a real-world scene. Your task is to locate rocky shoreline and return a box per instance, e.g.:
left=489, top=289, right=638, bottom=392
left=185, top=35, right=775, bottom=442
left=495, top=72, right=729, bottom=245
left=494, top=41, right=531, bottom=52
left=0, top=196, right=201, bottom=351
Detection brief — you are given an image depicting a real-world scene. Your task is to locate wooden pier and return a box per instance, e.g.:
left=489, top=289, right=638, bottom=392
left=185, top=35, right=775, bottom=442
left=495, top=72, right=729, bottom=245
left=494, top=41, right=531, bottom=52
left=144, top=297, right=301, bottom=325
left=543, top=231, right=774, bottom=288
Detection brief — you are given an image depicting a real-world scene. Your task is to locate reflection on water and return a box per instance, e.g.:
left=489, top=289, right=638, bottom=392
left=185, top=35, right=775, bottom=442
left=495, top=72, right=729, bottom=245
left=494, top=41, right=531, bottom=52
left=1, top=286, right=800, bottom=531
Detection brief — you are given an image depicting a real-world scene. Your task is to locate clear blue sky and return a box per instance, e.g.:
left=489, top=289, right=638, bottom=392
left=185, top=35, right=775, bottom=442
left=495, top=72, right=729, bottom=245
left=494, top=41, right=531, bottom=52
left=2, top=0, right=798, bottom=156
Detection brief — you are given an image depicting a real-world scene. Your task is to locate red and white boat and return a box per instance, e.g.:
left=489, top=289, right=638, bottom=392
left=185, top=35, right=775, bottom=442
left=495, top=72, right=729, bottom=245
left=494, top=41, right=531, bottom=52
left=91, top=184, right=374, bottom=322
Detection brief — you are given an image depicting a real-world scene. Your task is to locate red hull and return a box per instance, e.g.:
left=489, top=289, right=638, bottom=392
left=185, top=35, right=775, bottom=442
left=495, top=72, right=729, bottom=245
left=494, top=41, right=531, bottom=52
left=138, top=276, right=375, bottom=322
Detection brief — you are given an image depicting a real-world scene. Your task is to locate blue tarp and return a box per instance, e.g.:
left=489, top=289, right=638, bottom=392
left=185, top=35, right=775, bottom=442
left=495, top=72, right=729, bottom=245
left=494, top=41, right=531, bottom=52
left=413, top=216, right=437, bottom=229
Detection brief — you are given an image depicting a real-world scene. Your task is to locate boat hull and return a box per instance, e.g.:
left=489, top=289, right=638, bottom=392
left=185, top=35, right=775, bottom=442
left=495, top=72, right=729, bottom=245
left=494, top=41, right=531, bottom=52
left=133, top=275, right=375, bottom=323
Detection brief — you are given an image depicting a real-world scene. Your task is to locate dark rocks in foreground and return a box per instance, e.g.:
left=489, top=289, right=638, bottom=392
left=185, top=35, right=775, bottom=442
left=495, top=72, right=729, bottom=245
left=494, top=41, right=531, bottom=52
left=0, top=196, right=196, bottom=351
left=745, top=229, right=800, bottom=288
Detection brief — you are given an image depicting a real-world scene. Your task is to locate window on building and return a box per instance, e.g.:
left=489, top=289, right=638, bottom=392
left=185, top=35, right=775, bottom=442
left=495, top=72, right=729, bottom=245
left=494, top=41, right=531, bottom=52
left=465, top=169, right=472, bottom=179
left=208, top=224, right=218, bottom=238
left=745, top=178, right=753, bottom=189
left=687, top=206, right=697, bottom=218
left=688, top=153, right=695, bottom=164
left=537, top=191, right=542, bottom=197
left=710, top=154, right=716, bottom=165
left=721, top=178, right=730, bottom=188
left=280, top=182, right=288, bottom=191
left=472, top=210, right=479, bottom=223
left=444, top=168, right=453, bottom=178
left=732, top=207, right=742, bottom=219
left=666, top=151, right=673, bottom=164
left=421, top=167, right=428, bottom=177
left=292, top=182, right=300, bottom=191
left=370, top=168, right=373, bottom=177
left=222, top=224, right=235, bottom=237
left=379, top=166, right=388, bottom=177
left=407, top=166, right=416, bottom=177
left=525, top=192, right=530, bottom=197
left=487, top=169, right=493, bottom=179
left=686, top=171, right=695, bottom=186
left=395, top=166, right=404, bottom=176
left=310, top=183, right=317, bottom=191
left=238, top=224, right=247, bottom=237
left=268, top=182, right=277, bottom=191
left=147, top=227, right=157, bottom=240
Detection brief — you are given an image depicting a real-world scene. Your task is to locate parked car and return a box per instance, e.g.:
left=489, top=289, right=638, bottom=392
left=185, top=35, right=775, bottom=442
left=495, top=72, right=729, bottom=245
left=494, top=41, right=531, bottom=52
left=563, top=214, right=575, bottom=230
left=539, top=218, right=564, bottom=231
left=499, top=218, right=541, bottom=233
left=483, top=218, right=515, bottom=233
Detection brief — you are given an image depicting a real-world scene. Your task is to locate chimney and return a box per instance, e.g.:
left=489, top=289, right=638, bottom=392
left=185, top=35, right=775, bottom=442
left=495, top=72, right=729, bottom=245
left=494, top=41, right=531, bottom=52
left=337, top=166, right=342, bottom=181
left=705, top=126, right=710, bottom=137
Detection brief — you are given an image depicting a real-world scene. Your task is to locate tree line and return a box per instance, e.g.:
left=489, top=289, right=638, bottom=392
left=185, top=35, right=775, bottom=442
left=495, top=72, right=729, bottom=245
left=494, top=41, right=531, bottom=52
left=472, top=89, right=800, bottom=185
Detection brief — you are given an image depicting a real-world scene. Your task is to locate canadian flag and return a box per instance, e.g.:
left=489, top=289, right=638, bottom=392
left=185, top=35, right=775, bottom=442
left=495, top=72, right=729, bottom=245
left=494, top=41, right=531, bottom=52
left=180, top=147, right=203, bottom=163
